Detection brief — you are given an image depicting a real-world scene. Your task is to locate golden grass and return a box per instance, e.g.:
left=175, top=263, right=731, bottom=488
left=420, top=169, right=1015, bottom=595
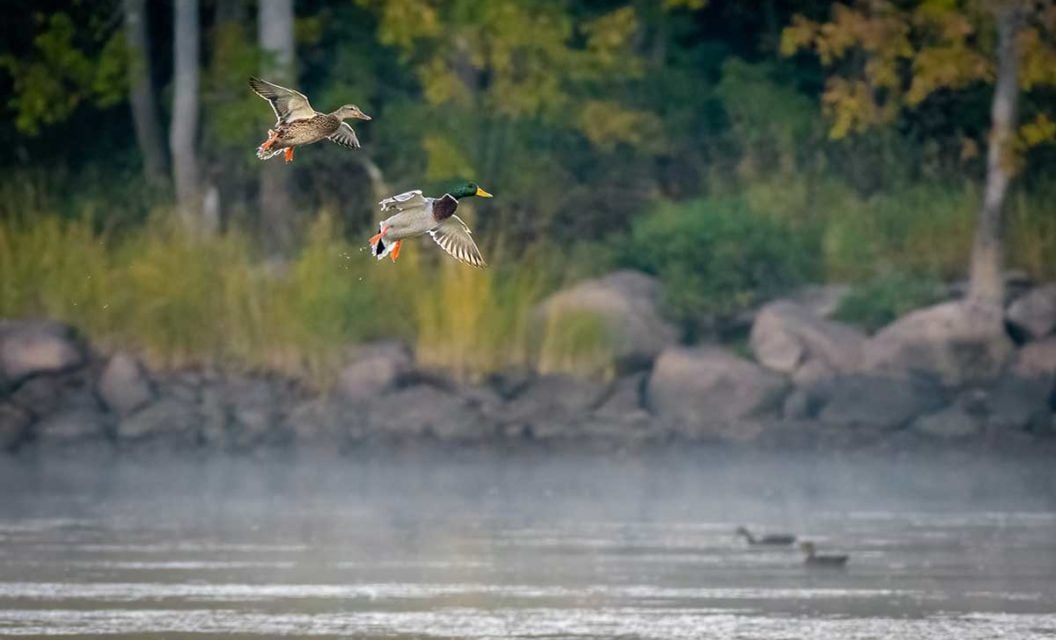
left=0, top=211, right=576, bottom=384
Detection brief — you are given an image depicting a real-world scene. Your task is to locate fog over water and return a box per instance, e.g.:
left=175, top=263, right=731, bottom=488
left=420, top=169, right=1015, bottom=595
left=0, top=448, right=1054, bottom=638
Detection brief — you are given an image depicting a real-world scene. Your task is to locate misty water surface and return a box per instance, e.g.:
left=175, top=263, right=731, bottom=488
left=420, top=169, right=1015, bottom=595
left=0, top=448, right=1054, bottom=639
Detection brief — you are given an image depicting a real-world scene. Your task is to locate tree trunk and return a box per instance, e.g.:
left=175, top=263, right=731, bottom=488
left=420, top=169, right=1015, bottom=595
left=122, top=0, right=167, bottom=186
left=170, top=0, right=203, bottom=231
left=258, top=0, right=296, bottom=255
left=968, top=5, right=1024, bottom=308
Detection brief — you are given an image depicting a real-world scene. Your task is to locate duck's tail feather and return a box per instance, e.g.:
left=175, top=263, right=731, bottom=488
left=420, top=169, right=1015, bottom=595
left=372, top=236, right=391, bottom=260
left=256, top=145, right=283, bottom=160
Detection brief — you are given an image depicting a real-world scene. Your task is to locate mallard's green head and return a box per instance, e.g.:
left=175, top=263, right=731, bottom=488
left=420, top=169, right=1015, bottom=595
left=448, top=181, right=493, bottom=199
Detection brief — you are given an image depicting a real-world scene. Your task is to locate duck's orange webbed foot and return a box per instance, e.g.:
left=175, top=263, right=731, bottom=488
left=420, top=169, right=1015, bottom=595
left=368, top=227, right=387, bottom=246
left=284, top=147, right=294, bottom=163
left=389, top=240, right=402, bottom=262
left=259, top=129, right=279, bottom=151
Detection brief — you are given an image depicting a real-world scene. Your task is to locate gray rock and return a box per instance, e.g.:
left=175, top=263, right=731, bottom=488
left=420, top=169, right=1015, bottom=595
left=782, top=387, right=824, bottom=420
left=0, top=319, right=86, bottom=387
left=8, top=370, right=99, bottom=423
left=97, top=353, right=153, bottom=417
left=33, top=407, right=112, bottom=445
left=286, top=399, right=365, bottom=444
left=366, top=385, right=491, bottom=442
left=646, top=347, right=787, bottom=436
left=226, top=378, right=289, bottom=449
left=0, top=403, right=31, bottom=450
left=335, top=341, right=412, bottom=402
left=984, top=377, right=1052, bottom=433
left=117, top=398, right=200, bottom=445
left=533, top=271, right=678, bottom=372
left=750, top=301, right=866, bottom=376
left=594, top=373, right=647, bottom=421
left=1007, top=284, right=1056, bottom=341
left=863, top=301, right=1014, bottom=386
left=816, top=374, right=945, bottom=430
left=503, top=374, right=608, bottom=427
left=911, top=405, right=983, bottom=438
left=1014, top=337, right=1056, bottom=381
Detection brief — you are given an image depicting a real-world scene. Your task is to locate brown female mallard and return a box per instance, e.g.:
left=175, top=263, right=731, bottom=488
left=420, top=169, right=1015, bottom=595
left=250, top=77, right=371, bottom=163
left=800, top=541, right=848, bottom=568
left=736, top=526, right=796, bottom=546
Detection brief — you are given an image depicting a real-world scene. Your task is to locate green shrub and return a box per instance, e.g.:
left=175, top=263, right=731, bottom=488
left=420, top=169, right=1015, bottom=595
left=833, top=271, right=945, bottom=332
left=621, top=197, right=818, bottom=329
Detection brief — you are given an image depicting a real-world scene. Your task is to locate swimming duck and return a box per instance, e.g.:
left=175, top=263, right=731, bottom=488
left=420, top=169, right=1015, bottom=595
left=800, top=542, right=848, bottom=568
left=736, top=526, right=796, bottom=546
left=250, top=77, right=371, bottom=163
left=369, top=182, right=492, bottom=267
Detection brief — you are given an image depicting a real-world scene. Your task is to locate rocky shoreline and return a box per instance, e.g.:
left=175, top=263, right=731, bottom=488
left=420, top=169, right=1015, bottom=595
left=2, top=271, right=1054, bottom=454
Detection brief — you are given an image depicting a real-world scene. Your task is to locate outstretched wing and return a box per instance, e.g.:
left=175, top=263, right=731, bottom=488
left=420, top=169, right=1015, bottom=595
left=249, top=77, right=316, bottom=124
left=378, top=190, right=428, bottom=212
left=428, top=215, right=486, bottom=268
left=327, top=122, right=361, bottom=149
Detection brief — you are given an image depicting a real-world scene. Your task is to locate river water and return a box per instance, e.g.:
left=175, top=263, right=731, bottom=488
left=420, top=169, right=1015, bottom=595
left=0, top=449, right=1054, bottom=639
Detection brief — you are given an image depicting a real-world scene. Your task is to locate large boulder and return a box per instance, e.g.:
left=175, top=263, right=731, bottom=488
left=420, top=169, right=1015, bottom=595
left=335, top=341, right=412, bottom=402
left=97, top=353, right=154, bottom=417
left=863, top=301, right=1014, bottom=386
left=221, top=376, right=291, bottom=449
left=815, top=374, right=945, bottom=431
left=364, top=384, right=491, bottom=442
left=0, top=320, right=87, bottom=387
left=911, top=404, right=983, bottom=439
left=116, top=397, right=200, bottom=446
left=982, top=377, right=1052, bottom=433
left=284, top=399, right=366, bottom=445
left=502, top=374, right=608, bottom=438
left=749, top=301, right=866, bottom=377
left=32, top=407, right=112, bottom=446
left=533, top=271, right=677, bottom=371
left=0, top=403, right=31, bottom=450
left=1014, top=337, right=1056, bottom=381
left=594, top=372, right=648, bottom=421
left=646, top=347, right=786, bottom=436
left=1007, top=284, right=1056, bottom=341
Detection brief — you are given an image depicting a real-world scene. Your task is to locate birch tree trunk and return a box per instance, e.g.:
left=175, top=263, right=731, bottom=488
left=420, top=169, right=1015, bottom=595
left=123, top=0, right=167, bottom=186
left=258, top=0, right=296, bottom=255
left=968, top=5, right=1024, bottom=308
left=170, top=0, right=202, bottom=231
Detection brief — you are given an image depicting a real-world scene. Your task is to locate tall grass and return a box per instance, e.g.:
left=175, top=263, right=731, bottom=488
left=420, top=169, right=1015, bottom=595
left=0, top=211, right=575, bottom=384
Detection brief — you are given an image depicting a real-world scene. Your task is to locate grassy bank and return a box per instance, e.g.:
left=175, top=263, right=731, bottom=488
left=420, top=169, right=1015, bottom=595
left=2, top=177, right=1053, bottom=384
left=0, top=212, right=584, bottom=384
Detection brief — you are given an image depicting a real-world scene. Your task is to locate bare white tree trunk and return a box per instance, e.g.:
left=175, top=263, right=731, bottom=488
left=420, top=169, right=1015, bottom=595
left=123, top=0, right=167, bottom=186
left=170, top=0, right=203, bottom=231
left=968, top=5, right=1024, bottom=308
left=258, top=0, right=296, bottom=255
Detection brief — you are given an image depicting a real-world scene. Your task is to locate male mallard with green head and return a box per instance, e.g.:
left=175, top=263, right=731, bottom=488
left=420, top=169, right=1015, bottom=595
left=250, top=77, right=371, bottom=163
left=370, top=182, right=493, bottom=267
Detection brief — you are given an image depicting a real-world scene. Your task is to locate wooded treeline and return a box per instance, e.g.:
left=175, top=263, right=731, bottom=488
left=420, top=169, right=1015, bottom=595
left=1, top=0, right=1054, bottom=318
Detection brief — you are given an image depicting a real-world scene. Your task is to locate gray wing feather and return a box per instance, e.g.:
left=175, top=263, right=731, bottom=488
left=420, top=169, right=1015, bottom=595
left=327, top=122, right=361, bottom=149
left=379, top=190, right=428, bottom=212
left=428, top=215, right=486, bottom=268
left=249, top=77, right=316, bottom=124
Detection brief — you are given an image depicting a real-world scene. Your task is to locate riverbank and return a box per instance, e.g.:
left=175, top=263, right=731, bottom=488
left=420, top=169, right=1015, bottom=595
left=2, top=269, right=1054, bottom=454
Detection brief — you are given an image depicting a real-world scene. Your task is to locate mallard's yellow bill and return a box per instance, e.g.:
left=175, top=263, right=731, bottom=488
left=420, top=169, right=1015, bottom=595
left=476, top=186, right=493, bottom=198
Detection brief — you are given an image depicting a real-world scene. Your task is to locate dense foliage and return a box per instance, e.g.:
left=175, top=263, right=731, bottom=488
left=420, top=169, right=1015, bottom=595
left=0, top=0, right=1054, bottom=377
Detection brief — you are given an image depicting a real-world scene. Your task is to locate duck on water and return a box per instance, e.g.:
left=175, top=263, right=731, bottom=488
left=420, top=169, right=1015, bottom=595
left=800, top=541, right=849, bottom=568
left=735, top=526, right=796, bottom=546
